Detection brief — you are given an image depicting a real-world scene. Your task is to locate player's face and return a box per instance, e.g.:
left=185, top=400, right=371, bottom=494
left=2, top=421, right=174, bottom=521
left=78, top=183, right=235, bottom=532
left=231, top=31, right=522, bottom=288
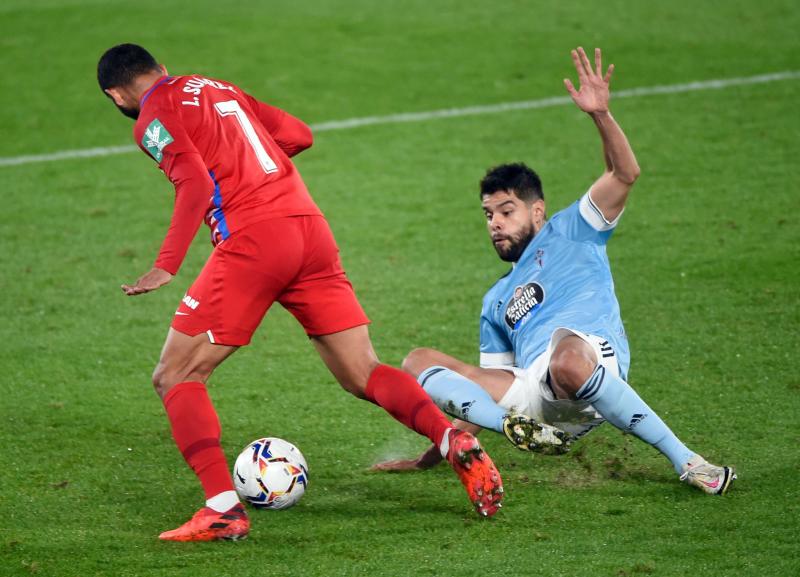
left=114, top=101, right=140, bottom=120
left=482, top=190, right=541, bottom=262
left=104, top=87, right=140, bottom=120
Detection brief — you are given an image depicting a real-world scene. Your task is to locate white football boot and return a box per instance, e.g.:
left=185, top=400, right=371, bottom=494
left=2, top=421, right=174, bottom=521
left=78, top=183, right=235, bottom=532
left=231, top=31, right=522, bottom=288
left=502, top=414, right=571, bottom=454
left=680, top=455, right=736, bottom=495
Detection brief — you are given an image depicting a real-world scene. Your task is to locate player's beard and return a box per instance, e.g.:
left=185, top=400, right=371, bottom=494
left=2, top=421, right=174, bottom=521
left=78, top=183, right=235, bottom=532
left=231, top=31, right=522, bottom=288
left=492, top=223, right=535, bottom=262
left=115, top=102, right=140, bottom=120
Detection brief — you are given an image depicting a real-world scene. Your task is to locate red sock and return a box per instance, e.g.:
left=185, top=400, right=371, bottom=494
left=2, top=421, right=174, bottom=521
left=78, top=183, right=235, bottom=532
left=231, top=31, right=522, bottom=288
left=162, top=381, right=235, bottom=499
left=364, top=364, right=451, bottom=445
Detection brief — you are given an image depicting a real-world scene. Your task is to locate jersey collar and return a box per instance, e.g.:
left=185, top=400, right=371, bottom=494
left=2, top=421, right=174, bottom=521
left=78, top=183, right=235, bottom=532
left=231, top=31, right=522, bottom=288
left=139, top=75, right=172, bottom=107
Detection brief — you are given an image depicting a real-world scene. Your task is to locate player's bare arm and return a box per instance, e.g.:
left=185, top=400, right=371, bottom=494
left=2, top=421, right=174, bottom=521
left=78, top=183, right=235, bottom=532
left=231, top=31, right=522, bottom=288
left=563, top=47, right=640, bottom=221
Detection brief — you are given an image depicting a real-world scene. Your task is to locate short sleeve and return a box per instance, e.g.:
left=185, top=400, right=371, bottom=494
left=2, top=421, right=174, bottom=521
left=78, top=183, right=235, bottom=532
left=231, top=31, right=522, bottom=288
left=479, top=300, right=515, bottom=368
left=548, top=188, right=623, bottom=245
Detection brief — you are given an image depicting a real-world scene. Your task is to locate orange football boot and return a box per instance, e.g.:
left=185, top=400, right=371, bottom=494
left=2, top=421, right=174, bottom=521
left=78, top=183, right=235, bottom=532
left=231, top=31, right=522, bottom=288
left=158, top=503, right=250, bottom=542
left=445, top=430, right=504, bottom=517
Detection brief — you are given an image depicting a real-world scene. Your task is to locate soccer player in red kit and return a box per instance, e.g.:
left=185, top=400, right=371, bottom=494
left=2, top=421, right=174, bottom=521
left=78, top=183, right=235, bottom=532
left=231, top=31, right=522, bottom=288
left=97, top=44, right=503, bottom=541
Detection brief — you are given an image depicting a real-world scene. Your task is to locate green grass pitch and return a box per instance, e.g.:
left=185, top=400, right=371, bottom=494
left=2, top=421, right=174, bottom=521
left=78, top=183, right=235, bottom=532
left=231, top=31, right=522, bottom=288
left=1, top=1, right=799, bottom=575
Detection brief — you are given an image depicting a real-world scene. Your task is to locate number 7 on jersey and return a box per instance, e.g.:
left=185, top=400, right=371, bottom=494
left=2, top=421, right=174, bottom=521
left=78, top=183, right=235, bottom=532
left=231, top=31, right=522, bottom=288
left=214, top=100, right=279, bottom=175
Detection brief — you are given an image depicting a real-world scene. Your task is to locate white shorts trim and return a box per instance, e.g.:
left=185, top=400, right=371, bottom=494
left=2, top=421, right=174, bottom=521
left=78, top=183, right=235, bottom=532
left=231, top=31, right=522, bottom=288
left=479, top=351, right=515, bottom=367
left=495, top=328, right=620, bottom=438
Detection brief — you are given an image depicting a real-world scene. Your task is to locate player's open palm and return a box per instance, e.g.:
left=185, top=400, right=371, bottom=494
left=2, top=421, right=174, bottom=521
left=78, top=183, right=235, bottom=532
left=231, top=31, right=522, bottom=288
left=564, top=47, right=613, bottom=114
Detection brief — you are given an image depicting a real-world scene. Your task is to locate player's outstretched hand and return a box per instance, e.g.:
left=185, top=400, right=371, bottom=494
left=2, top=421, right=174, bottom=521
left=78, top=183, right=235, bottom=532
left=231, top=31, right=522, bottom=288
left=122, top=267, right=173, bottom=296
left=370, top=444, right=443, bottom=472
left=563, top=46, right=613, bottom=114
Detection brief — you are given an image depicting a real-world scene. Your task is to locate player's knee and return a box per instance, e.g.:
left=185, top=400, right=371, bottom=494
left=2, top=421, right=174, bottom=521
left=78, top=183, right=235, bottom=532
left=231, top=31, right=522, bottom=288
left=151, top=363, right=175, bottom=399
left=338, top=370, right=376, bottom=400
left=335, top=357, right=381, bottom=400
left=549, top=343, right=597, bottom=397
left=402, top=348, right=439, bottom=378
left=339, top=379, right=367, bottom=400
left=151, top=359, right=214, bottom=400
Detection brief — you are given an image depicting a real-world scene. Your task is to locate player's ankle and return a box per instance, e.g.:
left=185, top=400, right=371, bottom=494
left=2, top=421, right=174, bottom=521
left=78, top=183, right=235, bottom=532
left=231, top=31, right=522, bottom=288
left=206, top=490, right=240, bottom=512
left=439, top=427, right=455, bottom=458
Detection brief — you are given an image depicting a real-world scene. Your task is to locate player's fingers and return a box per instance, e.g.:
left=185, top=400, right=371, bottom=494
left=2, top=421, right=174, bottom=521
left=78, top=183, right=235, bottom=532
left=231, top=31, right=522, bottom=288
left=563, top=78, right=578, bottom=96
left=570, top=49, right=586, bottom=80
left=595, top=47, right=602, bottom=77
left=578, top=46, right=593, bottom=77
left=604, top=63, right=615, bottom=84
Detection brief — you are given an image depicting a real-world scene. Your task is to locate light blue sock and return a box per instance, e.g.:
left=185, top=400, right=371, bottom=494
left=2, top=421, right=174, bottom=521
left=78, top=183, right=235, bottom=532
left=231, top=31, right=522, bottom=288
left=418, top=366, right=506, bottom=433
left=576, top=365, right=695, bottom=473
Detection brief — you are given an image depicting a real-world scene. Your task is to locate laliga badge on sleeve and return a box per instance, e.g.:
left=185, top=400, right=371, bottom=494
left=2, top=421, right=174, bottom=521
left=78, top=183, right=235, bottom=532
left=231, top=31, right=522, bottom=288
left=142, top=118, right=174, bottom=162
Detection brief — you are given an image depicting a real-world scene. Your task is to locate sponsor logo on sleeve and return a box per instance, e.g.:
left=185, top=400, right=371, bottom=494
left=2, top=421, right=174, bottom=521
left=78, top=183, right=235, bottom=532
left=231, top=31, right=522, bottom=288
left=504, top=282, right=545, bottom=329
left=142, top=118, right=174, bottom=162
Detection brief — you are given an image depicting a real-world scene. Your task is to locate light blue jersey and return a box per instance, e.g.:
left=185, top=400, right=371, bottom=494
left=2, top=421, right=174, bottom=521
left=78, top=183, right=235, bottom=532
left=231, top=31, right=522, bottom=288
left=479, top=191, right=630, bottom=378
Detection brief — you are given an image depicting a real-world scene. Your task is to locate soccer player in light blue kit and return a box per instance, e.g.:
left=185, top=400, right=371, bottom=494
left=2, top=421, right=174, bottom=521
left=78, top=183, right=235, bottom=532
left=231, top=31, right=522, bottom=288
left=375, top=47, right=735, bottom=495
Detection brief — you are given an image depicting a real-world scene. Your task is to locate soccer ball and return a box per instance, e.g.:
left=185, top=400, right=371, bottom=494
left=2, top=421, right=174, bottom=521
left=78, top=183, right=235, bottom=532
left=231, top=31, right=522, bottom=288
left=233, top=437, right=309, bottom=510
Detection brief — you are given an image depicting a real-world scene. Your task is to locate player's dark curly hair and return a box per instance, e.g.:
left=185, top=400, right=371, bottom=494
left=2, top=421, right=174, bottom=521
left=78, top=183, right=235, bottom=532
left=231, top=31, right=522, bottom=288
left=480, top=163, right=544, bottom=203
left=97, top=44, right=161, bottom=91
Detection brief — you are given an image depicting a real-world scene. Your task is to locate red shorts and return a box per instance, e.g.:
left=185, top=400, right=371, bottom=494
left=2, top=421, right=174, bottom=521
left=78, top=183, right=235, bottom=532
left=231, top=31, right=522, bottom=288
left=172, top=215, right=370, bottom=346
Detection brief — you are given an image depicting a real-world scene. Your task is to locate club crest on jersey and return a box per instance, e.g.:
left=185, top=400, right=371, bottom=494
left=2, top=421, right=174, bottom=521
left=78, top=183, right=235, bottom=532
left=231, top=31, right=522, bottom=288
left=505, top=282, right=545, bottom=329
left=142, top=119, right=174, bottom=162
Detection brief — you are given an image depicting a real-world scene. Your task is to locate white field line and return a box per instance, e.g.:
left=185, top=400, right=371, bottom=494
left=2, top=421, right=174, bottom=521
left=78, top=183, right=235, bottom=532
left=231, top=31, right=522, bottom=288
left=2, top=70, right=798, bottom=168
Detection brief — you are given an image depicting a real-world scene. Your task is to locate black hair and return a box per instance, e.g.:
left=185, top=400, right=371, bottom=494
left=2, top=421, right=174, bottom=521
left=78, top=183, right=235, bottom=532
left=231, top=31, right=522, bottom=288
left=97, top=44, right=160, bottom=91
left=479, top=162, right=544, bottom=203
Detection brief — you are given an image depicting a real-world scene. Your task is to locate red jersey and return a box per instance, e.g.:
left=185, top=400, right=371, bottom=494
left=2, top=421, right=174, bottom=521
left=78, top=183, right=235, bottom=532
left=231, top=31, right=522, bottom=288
left=133, top=75, right=321, bottom=274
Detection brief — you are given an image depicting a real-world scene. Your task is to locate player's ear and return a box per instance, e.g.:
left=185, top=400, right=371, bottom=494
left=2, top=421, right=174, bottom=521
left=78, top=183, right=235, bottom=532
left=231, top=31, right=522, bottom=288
left=160, top=64, right=168, bottom=76
left=531, top=198, right=546, bottom=228
left=104, top=88, right=125, bottom=106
